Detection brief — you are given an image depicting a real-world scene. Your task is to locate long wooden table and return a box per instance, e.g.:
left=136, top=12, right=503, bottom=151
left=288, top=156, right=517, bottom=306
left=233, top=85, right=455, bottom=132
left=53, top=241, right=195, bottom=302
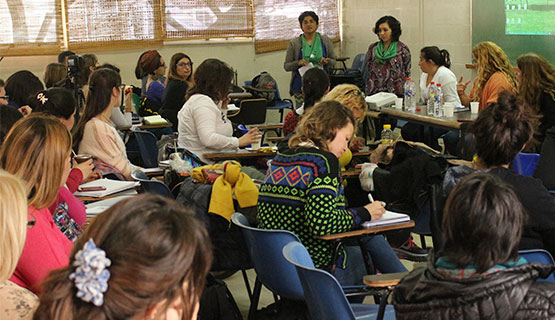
left=204, top=149, right=373, bottom=161
left=367, top=107, right=478, bottom=130
left=117, top=121, right=173, bottom=131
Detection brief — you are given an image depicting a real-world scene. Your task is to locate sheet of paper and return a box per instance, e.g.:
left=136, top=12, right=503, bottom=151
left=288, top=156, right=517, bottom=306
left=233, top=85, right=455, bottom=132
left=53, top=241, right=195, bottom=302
left=298, top=63, right=314, bottom=78
left=362, top=210, right=410, bottom=228
left=74, top=179, right=139, bottom=198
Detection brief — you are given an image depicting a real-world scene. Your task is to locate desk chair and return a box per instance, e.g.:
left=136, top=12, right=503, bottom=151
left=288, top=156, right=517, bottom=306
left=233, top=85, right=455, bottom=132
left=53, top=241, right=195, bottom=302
left=228, top=98, right=267, bottom=125
left=519, top=249, right=555, bottom=283
left=512, top=152, right=540, bottom=176
left=283, top=241, right=396, bottom=320
left=244, top=81, right=293, bottom=123
left=131, top=170, right=173, bottom=199
left=133, top=130, right=159, bottom=168
left=330, top=53, right=367, bottom=91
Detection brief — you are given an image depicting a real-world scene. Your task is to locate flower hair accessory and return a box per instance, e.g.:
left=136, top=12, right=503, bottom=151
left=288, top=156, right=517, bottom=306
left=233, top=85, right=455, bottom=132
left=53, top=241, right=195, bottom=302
left=69, top=238, right=111, bottom=306
left=36, top=92, right=48, bottom=104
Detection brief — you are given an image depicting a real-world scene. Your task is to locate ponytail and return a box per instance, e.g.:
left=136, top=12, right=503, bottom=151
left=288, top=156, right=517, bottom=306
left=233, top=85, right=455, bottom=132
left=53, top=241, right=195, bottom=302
left=421, top=46, right=451, bottom=69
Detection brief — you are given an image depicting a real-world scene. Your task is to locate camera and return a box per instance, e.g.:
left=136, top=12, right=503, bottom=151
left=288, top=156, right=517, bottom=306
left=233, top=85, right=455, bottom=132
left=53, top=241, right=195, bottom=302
left=67, top=55, right=84, bottom=77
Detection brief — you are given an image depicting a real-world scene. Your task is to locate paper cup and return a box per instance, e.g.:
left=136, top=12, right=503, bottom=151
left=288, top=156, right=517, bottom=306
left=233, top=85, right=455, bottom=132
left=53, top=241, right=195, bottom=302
left=443, top=104, right=454, bottom=117
left=251, top=137, right=262, bottom=150
left=470, top=102, right=479, bottom=114
left=395, top=97, right=403, bottom=109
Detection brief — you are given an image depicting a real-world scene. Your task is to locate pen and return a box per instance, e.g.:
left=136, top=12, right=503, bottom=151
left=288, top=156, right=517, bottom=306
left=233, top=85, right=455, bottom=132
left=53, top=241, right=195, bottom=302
left=368, top=193, right=386, bottom=207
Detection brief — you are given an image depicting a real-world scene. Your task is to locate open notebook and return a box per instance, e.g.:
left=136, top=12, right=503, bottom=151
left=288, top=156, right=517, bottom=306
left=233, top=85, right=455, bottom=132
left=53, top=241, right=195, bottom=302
left=86, top=195, right=135, bottom=217
left=74, top=179, right=139, bottom=198
left=362, top=210, right=410, bottom=228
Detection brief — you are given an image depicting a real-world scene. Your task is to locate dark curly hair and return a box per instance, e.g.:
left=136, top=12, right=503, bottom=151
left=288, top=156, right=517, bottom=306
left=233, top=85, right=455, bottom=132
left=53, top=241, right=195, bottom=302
left=186, top=58, right=233, bottom=103
left=374, top=16, right=402, bottom=41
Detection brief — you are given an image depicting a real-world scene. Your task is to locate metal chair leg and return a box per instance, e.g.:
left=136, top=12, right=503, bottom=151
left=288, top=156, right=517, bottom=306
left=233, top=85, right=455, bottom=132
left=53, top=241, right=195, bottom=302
left=241, top=269, right=253, bottom=302
left=247, top=277, right=262, bottom=320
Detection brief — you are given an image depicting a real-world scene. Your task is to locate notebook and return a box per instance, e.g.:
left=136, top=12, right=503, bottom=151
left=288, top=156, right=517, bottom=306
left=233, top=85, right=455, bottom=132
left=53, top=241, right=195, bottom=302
left=74, top=179, right=139, bottom=198
left=362, top=210, right=410, bottom=228
left=143, top=115, right=169, bottom=125
left=85, top=195, right=135, bottom=217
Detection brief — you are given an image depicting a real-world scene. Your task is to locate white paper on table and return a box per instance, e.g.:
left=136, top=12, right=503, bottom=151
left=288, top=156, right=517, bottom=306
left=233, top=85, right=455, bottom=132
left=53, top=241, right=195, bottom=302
left=227, top=104, right=239, bottom=111
left=74, top=178, right=139, bottom=198
left=298, top=63, right=315, bottom=78
left=361, top=210, right=410, bottom=228
left=86, top=195, right=135, bottom=217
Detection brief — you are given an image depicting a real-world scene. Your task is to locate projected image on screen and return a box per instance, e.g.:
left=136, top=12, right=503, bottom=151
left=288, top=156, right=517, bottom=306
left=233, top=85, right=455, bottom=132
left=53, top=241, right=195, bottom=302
left=505, top=0, right=555, bottom=35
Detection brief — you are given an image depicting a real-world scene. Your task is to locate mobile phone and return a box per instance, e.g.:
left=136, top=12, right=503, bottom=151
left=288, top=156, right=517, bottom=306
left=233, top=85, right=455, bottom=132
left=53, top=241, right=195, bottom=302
left=78, top=186, right=106, bottom=192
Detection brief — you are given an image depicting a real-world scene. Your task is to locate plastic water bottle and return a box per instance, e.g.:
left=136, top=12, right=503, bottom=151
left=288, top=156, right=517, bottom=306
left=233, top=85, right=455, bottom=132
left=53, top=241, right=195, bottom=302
left=403, top=78, right=416, bottom=112
left=381, top=124, right=393, bottom=144
left=434, top=83, right=444, bottom=117
left=427, top=82, right=436, bottom=116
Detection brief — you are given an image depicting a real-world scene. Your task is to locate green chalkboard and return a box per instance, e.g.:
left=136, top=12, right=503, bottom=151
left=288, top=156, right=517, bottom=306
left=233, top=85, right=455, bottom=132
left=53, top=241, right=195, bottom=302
left=472, top=0, right=555, bottom=64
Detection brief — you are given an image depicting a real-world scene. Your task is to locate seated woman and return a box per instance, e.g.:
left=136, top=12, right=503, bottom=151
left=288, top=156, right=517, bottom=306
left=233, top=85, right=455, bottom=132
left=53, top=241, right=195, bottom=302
left=34, top=194, right=212, bottom=320
left=0, top=170, right=38, bottom=319
left=0, top=115, right=73, bottom=293
left=43, top=63, right=66, bottom=88
left=137, top=50, right=167, bottom=103
left=402, top=46, right=460, bottom=151
left=393, top=172, right=555, bottom=318
left=282, top=67, right=329, bottom=137
left=258, top=101, right=406, bottom=287
left=443, top=91, right=555, bottom=256
left=73, top=68, right=141, bottom=180
left=161, top=53, right=194, bottom=131
left=177, top=58, right=261, bottom=164
left=5, top=70, right=44, bottom=116
left=517, top=53, right=555, bottom=153
left=0, top=105, right=22, bottom=148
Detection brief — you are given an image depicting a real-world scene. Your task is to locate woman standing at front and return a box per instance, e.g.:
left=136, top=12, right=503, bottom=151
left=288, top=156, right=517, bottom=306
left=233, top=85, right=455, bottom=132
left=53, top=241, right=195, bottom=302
left=365, top=16, right=411, bottom=97
left=284, top=11, right=336, bottom=107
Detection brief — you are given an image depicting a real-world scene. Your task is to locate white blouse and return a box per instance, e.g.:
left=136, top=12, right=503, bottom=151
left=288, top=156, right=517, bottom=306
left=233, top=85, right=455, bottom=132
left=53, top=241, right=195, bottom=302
left=419, top=66, right=461, bottom=106
left=177, top=94, right=239, bottom=163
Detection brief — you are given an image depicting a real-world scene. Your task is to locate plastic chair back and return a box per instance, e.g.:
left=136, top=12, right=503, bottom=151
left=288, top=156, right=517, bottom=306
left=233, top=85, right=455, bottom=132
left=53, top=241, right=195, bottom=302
left=351, top=53, right=367, bottom=72
left=131, top=170, right=173, bottom=199
left=133, top=130, right=159, bottom=168
left=283, top=242, right=357, bottom=320
left=512, top=152, right=540, bottom=176
left=231, top=213, right=306, bottom=299
left=519, top=249, right=555, bottom=282
left=229, top=98, right=267, bottom=125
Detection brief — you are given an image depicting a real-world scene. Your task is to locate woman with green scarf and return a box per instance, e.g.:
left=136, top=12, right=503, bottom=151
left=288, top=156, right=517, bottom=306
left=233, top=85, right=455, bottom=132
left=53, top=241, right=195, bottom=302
left=284, top=11, right=336, bottom=107
left=365, top=15, right=411, bottom=97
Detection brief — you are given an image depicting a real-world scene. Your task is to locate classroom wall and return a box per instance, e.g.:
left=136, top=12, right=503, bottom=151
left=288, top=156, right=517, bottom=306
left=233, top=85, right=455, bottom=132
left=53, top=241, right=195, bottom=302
left=0, top=0, right=474, bottom=118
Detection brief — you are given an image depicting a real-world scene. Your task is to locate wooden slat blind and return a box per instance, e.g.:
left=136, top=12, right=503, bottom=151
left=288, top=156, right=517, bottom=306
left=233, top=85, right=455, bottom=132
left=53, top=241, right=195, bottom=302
left=254, top=0, right=340, bottom=54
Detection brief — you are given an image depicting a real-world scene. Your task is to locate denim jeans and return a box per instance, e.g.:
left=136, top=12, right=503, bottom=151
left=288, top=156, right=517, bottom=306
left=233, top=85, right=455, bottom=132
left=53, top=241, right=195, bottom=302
left=333, top=235, right=407, bottom=287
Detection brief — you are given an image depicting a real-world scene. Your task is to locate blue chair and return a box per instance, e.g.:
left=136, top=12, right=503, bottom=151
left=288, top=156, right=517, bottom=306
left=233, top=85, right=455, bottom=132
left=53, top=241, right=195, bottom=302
left=512, top=152, right=540, bottom=176
left=519, top=249, right=555, bottom=283
left=133, top=130, right=159, bottom=168
left=231, top=213, right=305, bottom=319
left=165, top=145, right=207, bottom=168
left=131, top=170, right=173, bottom=199
left=283, top=241, right=396, bottom=320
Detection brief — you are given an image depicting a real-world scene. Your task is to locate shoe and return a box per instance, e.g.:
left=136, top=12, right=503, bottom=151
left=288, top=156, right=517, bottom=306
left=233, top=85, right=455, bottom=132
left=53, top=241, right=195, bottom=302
left=393, top=238, right=428, bottom=261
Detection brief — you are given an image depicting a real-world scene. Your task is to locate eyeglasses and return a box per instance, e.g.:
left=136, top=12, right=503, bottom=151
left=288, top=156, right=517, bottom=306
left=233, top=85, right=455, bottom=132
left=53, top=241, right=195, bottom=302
left=0, top=95, right=8, bottom=100
left=344, top=89, right=364, bottom=97
left=177, top=62, right=193, bottom=67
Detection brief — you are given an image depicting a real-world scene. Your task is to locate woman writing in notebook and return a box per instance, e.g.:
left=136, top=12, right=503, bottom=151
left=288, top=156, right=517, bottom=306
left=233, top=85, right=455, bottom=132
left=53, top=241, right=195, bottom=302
left=73, top=68, right=141, bottom=180
left=0, top=115, right=73, bottom=294
left=258, top=101, right=406, bottom=287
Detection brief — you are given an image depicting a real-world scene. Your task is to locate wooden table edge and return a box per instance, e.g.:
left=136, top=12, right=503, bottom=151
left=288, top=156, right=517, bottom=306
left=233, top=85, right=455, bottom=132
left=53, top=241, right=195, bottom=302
left=363, top=272, right=409, bottom=287
left=318, top=220, right=415, bottom=240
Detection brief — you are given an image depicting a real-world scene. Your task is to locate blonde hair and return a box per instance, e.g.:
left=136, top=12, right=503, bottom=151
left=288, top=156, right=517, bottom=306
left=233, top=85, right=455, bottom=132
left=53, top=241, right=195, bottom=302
left=472, top=42, right=517, bottom=102
left=289, top=101, right=355, bottom=151
left=322, top=84, right=367, bottom=117
left=0, top=114, right=71, bottom=209
left=0, top=170, right=28, bottom=280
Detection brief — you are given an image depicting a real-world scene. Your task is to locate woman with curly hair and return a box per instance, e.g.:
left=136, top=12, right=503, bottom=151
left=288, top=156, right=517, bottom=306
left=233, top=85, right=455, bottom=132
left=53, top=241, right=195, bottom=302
left=516, top=53, right=555, bottom=152
left=457, top=41, right=517, bottom=111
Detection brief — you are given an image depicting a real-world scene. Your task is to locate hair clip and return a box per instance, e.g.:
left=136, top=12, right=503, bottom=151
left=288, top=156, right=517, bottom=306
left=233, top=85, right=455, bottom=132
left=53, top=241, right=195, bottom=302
left=36, top=92, right=48, bottom=104
left=69, top=238, right=111, bottom=306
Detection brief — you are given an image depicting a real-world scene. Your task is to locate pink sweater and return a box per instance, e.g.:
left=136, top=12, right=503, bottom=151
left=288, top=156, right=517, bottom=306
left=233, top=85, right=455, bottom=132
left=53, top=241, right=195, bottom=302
left=49, top=169, right=86, bottom=226
left=10, top=207, right=73, bottom=294
left=78, top=117, right=138, bottom=180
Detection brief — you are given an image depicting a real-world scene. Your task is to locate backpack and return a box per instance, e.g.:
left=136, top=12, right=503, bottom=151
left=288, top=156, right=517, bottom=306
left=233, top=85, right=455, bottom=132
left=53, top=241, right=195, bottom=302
left=250, top=72, right=277, bottom=105
left=198, top=274, right=243, bottom=320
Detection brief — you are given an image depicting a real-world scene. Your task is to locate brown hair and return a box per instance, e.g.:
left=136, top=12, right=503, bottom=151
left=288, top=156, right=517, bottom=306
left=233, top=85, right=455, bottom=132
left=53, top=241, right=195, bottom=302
left=289, top=100, right=355, bottom=151
left=168, top=52, right=193, bottom=82
left=138, top=50, right=163, bottom=76
left=471, top=42, right=517, bottom=102
left=472, top=91, right=533, bottom=167
left=517, top=53, right=555, bottom=121
left=44, top=63, right=67, bottom=88
left=0, top=114, right=71, bottom=209
left=34, top=194, right=212, bottom=320
left=441, top=172, right=525, bottom=272
left=186, top=58, right=233, bottom=104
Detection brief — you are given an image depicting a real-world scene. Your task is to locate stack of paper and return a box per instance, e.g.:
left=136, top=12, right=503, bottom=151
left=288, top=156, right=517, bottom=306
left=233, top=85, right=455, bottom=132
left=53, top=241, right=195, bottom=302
left=143, top=115, right=168, bottom=125
left=362, top=210, right=410, bottom=228
left=74, top=179, right=139, bottom=198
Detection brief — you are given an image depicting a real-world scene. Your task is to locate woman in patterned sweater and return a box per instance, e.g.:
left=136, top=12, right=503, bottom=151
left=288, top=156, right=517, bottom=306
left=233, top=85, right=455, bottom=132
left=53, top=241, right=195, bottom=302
left=258, top=101, right=405, bottom=286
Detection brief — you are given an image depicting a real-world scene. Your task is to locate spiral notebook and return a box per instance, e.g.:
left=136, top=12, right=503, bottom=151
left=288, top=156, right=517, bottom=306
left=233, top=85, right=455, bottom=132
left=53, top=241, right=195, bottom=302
left=362, top=210, right=410, bottom=228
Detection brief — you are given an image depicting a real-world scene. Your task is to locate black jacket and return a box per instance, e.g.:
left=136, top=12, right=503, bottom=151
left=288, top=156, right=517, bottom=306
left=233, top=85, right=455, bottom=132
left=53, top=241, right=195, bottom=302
left=393, top=258, right=555, bottom=320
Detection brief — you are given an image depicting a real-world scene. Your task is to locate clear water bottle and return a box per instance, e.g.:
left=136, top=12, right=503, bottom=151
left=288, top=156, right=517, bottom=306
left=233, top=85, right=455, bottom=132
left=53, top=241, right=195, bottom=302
left=427, top=82, right=436, bottom=116
left=434, top=83, right=444, bottom=117
left=381, top=124, right=393, bottom=144
left=403, top=78, right=416, bottom=112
